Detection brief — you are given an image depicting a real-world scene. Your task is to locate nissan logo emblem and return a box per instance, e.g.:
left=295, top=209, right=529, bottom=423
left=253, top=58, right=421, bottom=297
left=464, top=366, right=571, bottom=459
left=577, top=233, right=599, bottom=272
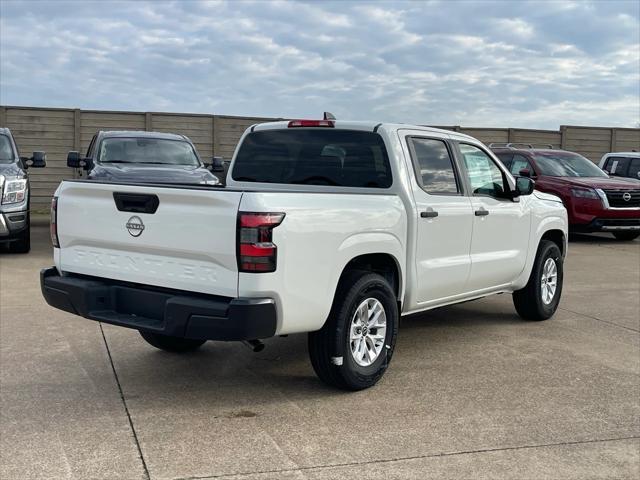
left=126, top=216, right=145, bottom=237
left=622, top=192, right=632, bottom=202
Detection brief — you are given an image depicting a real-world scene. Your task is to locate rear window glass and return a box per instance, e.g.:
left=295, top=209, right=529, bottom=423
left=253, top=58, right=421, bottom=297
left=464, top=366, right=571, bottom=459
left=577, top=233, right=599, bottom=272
left=232, top=129, right=392, bottom=188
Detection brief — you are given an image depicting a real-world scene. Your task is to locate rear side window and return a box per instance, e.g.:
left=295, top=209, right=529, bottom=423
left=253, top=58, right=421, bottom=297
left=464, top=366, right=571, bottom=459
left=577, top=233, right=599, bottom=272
left=495, top=153, right=513, bottom=169
left=510, top=154, right=535, bottom=176
left=604, top=156, right=630, bottom=176
left=408, top=137, right=460, bottom=194
left=232, top=129, right=392, bottom=188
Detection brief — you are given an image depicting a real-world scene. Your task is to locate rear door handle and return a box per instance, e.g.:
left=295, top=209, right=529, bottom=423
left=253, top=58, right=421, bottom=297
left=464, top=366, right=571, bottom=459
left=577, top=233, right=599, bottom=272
left=475, top=207, right=489, bottom=216
left=421, top=208, right=439, bottom=218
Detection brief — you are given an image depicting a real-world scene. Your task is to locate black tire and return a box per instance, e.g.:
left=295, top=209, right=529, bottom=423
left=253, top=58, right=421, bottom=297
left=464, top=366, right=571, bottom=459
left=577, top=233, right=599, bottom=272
left=612, top=232, right=640, bottom=241
left=9, top=225, right=30, bottom=254
left=513, top=240, right=563, bottom=321
left=139, top=331, right=206, bottom=353
left=308, top=271, right=399, bottom=391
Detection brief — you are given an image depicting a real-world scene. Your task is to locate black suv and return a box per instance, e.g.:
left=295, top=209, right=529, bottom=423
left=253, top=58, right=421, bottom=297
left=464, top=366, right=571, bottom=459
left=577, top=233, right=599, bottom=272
left=0, top=128, right=46, bottom=253
left=67, top=131, right=224, bottom=185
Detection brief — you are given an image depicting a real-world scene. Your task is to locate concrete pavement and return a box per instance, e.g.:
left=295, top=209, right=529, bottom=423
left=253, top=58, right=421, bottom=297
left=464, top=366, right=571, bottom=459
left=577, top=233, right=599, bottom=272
left=1, top=221, right=638, bottom=479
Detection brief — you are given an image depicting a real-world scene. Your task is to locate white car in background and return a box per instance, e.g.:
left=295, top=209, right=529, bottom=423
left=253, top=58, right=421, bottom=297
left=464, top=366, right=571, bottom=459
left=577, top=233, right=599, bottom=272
left=599, top=152, right=640, bottom=181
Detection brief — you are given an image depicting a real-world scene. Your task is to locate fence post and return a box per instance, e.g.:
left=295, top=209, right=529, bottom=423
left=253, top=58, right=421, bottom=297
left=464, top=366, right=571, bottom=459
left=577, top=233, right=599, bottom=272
left=610, top=128, right=616, bottom=152
left=145, top=112, right=153, bottom=131
left=0, top=106, right=6, bottom=127
left=73, top=109, right=82, bottom=179
left=73, top=109, right=81, bottom=151
left=560, top=126, right=567, bottom=149
left=507, top=128, right=514, bottom=143
left=213, top=115, right=220, bottom=156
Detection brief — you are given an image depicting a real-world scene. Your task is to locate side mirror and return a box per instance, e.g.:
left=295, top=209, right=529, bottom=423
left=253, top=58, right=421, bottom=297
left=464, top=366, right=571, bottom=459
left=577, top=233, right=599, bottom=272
left=210, top=156, right=225, bottom=172
left=67, top=151, right=81, bottom=168
left=30, top=151, right=46, bottom=168
left=67, top=151, right=92, bottom=170
left=514, top=176, right=535, bottom=197
left=518, top=168, right=531, bottom=178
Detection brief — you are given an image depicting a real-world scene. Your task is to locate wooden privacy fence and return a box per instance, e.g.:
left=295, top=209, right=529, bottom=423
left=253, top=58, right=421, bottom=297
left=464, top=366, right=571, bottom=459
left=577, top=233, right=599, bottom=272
left=1, top=105, right=639, bottom=206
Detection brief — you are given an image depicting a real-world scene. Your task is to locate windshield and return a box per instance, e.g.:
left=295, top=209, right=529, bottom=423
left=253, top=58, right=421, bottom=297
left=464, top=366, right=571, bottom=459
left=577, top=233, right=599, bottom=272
left=533, top=152, right=608, bottom=178
left=232, top=129, right=392, bottom=188
left=0, top=135, right=16, bottom=164
left=98, top=138, right=200, bottom=166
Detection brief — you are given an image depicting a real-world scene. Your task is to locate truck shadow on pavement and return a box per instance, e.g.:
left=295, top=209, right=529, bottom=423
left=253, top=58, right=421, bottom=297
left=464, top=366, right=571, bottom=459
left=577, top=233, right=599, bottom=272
left=107, top=298, right=528, bottom=403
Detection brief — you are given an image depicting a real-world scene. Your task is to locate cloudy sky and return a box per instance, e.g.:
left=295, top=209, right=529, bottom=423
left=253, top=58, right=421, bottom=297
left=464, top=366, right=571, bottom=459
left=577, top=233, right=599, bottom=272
left=1, top=0, right=638, bottom=129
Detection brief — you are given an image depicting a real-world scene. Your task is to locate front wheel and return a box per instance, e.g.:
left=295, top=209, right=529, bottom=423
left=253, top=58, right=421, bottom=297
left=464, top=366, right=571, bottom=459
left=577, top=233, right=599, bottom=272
left=513, top=240, right=563, bottom=321
left=308, top=271, right=399, bottom=391
left=612, top=232, right=640, bottom=241
left=139, top=331, right=206, bottom=353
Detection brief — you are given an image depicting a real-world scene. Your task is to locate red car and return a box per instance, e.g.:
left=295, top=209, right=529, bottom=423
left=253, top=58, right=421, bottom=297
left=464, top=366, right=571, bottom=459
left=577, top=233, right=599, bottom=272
left=490, top=144, right=640, bottom=241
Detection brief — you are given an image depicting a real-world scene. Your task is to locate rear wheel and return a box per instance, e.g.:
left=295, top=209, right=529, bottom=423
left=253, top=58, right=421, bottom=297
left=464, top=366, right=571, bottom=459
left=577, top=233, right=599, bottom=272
left=139, top=331, right=206, bottom=353
left=9, top=225, right=30, bottom=254
left=513, top=240, right=563, bottom=321
left=308, top=271, right=398, bottom=391
left=612, top=232, right=640, bottom=241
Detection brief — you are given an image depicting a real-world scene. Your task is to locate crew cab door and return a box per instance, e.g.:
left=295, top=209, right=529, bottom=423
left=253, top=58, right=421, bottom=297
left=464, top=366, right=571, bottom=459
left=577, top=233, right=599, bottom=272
left=399, top=132, right=473, bottom=305
left=455, top=143, right=530, bottom=291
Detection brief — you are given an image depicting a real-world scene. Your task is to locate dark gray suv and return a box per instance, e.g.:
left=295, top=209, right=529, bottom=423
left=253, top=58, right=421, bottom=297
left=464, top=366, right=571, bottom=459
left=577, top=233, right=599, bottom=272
left=0, top=127, right=46, bottom=253
left=67, top=130, right=224, bottom=185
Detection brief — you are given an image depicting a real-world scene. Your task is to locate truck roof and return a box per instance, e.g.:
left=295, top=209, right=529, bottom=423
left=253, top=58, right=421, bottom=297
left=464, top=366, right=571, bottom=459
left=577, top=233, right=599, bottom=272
left=602, top=151, right=640, bottom=157
left=99, top=130, right=188, bottom=141
left=252, top=120, right=477, bottom=142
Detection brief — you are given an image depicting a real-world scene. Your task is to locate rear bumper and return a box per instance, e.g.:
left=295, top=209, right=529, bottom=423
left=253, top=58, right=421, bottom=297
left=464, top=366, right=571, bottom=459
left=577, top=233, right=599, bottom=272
left=40, top=267, right=277, bottom=341
left=570, top=218, right=640, bottom=233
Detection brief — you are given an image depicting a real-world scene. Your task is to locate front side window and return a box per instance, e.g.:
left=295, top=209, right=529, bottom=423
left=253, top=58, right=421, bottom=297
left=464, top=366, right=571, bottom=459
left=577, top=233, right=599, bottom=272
left=232, top=129, right=392, bottom=188
left=459, top=144, right=506, bottom=197
left=409, top=137, right=459, bottom=194
left=604, top=156, right=630, bottom=176
left=532, top=152, right=607, bottom=178
left=98, top=138, right=200, bottom=166
left=0, top=135, right=15, bottom=164
left=86, top=135, right=97, bottom=157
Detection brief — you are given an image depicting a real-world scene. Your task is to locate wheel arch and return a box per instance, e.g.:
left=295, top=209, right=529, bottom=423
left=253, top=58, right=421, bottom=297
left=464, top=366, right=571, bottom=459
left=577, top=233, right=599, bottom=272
left=540, top=229, right=566, bottom=258
left=338, top=252, right=403, bottom=298
left=512, top=216, right=568, bottom=290
left=323, top=251, right=404, bottom=329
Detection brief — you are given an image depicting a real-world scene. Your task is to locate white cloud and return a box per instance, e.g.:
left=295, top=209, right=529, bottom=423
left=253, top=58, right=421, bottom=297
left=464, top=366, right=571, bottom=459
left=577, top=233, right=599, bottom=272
left=494, top=18, right=535, bottom=38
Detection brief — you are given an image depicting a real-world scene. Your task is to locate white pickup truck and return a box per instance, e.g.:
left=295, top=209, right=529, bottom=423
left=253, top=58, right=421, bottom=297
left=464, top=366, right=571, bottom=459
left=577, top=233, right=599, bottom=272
left=41, top=119, right=568, bottom=390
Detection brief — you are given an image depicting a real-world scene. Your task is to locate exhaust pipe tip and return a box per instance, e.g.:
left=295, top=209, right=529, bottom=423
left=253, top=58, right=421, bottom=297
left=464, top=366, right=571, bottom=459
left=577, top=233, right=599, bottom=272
left=242, top=339, right=264, bottom=353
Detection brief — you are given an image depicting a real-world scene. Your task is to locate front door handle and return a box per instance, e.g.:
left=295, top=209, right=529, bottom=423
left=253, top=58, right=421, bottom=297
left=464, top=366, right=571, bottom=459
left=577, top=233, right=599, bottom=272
left=475, top=207, right=489, bottom=216
left=421, top=208, right=439, bottom=218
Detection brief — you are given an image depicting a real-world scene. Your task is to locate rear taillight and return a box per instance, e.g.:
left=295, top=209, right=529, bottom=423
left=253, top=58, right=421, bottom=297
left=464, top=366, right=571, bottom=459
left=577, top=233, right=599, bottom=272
left=287, top=119, right=334, bottom=128
left=50, top=196, right=59, bottom=248
left=237, top=212, right=285, bottom=273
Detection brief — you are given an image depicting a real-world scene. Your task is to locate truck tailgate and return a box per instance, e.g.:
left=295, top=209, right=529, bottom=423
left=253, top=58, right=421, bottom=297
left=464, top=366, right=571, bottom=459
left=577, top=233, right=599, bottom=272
left=56, top=182, right=242, bottom=297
